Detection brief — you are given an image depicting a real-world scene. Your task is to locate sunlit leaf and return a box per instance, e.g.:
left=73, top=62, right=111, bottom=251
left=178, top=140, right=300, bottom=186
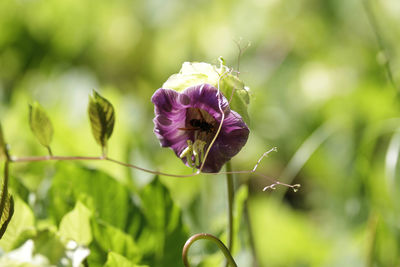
left=33, top=229, right=66, bottom=264
left=88, top=90, right=115, bottom=150
left=29, top=101, right=54, bottom=149
left=105, top=252, right=149, bottom=267
left=59, top=201, right=92, bottom=245
left=88, top=219, right=142, bottom=266
left=138, top=177, right=188, bottom=266
left=48, top=163, right=130, bottom=229
left=0, top=196, right=34, bottom=251
left=0, top=193, right=14, bottom=239
left=219, top=75, right=250, bottom=125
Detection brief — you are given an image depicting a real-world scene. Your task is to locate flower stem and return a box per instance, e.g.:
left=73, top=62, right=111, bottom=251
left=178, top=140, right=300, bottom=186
left=182, top=233, right=238, bottom=267
left=225, top=160, right=234, bottom=267
left=244, top=196, right=260, bottom=267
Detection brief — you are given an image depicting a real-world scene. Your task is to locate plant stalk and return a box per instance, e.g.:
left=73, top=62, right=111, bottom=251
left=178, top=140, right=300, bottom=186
left=225, top=160, right=234, bottom=267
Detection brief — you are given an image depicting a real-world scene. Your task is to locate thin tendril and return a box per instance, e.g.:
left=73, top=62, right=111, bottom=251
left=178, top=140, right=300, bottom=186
left=9, top=147, right=293, bottom=188
left=198, top=67, right=230, bottom=172
left=233, top=38, right=251, bottom=78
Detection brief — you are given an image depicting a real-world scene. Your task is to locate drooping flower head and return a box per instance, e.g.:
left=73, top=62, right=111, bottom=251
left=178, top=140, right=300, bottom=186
left=152, top=83, right=249, bottom=173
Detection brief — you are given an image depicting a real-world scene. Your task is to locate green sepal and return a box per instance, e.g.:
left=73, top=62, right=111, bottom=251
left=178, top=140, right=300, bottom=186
left=162, top=61, right=250, bottom=124
left=29, top=101, right=54, bottom=149
left=88, top=90, right=115, bottom=151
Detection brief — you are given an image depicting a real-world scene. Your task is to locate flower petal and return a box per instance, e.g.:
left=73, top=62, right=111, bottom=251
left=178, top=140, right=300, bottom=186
left=151, top=89, right=188, bottom=156
left=152, top=83, right=249, bottom=173
left=201, top=110, right=249, bottom=172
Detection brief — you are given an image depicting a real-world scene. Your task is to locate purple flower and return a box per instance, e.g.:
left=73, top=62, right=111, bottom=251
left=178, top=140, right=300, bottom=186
left=151, top=83, right=249, bottom=173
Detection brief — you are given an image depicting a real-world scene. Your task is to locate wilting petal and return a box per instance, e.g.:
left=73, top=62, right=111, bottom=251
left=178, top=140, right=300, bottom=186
left=152, top=83, right=249, bottom=173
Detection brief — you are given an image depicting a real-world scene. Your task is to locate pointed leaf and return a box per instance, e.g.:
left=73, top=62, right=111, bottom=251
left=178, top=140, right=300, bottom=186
left=89, top=219, right=142, bottom=265
left=138, top=177, right=188, bottom=266
left=48, top=163, right=130, bottom=229
left=0, top=161, right=11, bottom=239
left=29, top=102, right=54, bottom=148
left=88, top=90, right=115, bottom=148
left=0, top=196, right=34, bottom=251
left=59, top=201, right=92, bottom=245
left=0, top=194, right=14, bottom=239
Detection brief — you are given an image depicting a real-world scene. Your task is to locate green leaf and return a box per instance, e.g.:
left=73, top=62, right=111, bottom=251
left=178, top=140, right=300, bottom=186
left=0, top=194, right=14, bottom=239
left=219, top=75, right=250, bottom=125
left=88, top=90, right=115, bottom=150
left=0, top=122, right=6, bottom=160
left=59, top=201, right=92, bottom=245
left=162, top=61, right=250, bottom=124
left=29, top=101, right=54, bottom=149
left=0, top=196, right=34, bottom=251
left=48, top=163, right=130, bottom=230
left=88, top=219, right=142, bottom=266
left=105, top=252, right=149, bottom=267
left=138, top=177, right=188, bottom=266
left=33, top=229, right=66, bottom=264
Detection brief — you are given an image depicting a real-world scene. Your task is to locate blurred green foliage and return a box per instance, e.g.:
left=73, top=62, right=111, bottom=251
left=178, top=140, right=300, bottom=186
left=1, top=0, right=400, bottom=266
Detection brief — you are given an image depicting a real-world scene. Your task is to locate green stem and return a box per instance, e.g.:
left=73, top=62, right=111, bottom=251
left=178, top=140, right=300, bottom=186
left=244, top=196, right=260, bottom=267
left=182, top=233, right=238, bottom=267
left=225, top=160, right=234, bottom=267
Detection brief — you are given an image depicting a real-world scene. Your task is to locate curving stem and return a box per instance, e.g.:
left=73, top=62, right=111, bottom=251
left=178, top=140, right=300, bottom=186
left=182, top=233, right=238, bottom=267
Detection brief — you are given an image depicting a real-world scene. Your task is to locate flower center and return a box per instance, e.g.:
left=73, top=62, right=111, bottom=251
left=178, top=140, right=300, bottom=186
left=184, top=107, right=217, bottom=140
left=178, top=108, right=218, bottom=169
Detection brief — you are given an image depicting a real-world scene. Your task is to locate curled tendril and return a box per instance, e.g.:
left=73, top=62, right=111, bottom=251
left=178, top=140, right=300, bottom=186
left=182, top=233, right=238, bottom=267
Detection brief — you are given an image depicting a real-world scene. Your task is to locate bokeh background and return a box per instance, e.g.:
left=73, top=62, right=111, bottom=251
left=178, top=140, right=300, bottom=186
left=1, top=0, right=400, bottom=266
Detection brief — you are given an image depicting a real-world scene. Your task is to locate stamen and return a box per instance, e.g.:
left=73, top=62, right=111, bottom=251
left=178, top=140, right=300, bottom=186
left=193, top=140, right=207, bottom=167
left=180, top=140, right=194, bottom=167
